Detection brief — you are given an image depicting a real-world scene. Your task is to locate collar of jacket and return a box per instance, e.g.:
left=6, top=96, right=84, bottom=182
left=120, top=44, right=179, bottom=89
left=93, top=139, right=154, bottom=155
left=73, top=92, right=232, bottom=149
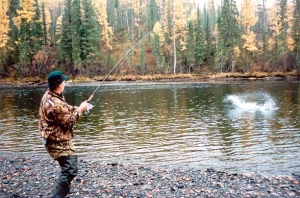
left=48, top=89, right=65, bottom=101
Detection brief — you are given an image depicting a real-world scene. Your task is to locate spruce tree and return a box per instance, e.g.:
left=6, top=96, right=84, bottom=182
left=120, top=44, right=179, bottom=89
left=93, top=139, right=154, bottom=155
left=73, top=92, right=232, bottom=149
left=71, top=0, right=82, bottom=71
left=195, top=7, right=205, bottom=69
left=7, top=0, right=20, bottom=68
left=81, top=0, right=98, bottom=60
left=59, top=0, right=72, bottom=64
left=216, top=0, right=241, bottom=72
left=292, top=0, right=300, bottom=70
left=277, top=0, right=288, bottom=71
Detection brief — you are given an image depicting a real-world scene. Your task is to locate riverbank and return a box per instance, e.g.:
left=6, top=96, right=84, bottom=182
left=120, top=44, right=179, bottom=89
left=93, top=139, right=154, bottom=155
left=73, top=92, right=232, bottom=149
left=0, top=71, right=299, bottom=87
left=0, top=152, right=299, bottom=198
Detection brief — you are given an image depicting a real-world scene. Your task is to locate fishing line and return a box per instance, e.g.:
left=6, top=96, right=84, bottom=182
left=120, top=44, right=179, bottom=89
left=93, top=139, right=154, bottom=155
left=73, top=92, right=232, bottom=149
left=87, top=30, right=153, bottom=107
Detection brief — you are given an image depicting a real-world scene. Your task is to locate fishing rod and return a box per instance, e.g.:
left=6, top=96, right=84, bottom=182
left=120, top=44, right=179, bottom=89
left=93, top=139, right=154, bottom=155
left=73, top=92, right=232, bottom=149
left=87, top=30, right=153, bottom=104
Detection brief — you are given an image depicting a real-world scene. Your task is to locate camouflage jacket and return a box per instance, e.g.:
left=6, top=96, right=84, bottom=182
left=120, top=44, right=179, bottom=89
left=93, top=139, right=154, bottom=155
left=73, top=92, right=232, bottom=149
left=39, top=89, right=82, bottom=142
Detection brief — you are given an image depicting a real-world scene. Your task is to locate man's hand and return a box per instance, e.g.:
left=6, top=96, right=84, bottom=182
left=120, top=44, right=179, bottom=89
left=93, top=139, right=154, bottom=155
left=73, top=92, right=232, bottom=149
left=78, top=101, right=89, bottom=113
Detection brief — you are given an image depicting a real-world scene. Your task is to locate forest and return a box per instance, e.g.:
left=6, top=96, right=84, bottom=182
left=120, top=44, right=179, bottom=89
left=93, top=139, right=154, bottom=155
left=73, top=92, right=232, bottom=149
left=0, top=0, right=300, bottom=80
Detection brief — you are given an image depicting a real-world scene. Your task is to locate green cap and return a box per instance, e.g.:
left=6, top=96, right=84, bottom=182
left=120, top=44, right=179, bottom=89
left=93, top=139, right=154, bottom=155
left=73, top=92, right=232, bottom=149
left=47, top=70, right=68, bottom=89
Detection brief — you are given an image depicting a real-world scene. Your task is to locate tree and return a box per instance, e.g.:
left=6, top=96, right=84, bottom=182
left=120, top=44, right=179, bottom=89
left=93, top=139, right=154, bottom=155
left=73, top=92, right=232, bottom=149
left=13, top=0, right=43, bottom=76
left=151, top=21, right=165, bottom=72
left=195, top=7, right=205, bottom=69
left=172, top=0, right=187, bottom=74
left=0, top=0, right=10, bottom=50
left=216, top=0, right=241, bottom=72
left=292, top=0, right=300, bottom=70
left=71, top=0, right=82, bottom=70
left=240, top=0, right=258, bottom=71
left=98, top=0, right=113, bottom=67
left=81, top=0, right=99, bottom=60
left=0, top=0, right=11, bottom=76
left=59, top=0, right=72, bottom=66
left=145, top=0, right=158, bottom=32
left=185, top=8, right=197, bottom=73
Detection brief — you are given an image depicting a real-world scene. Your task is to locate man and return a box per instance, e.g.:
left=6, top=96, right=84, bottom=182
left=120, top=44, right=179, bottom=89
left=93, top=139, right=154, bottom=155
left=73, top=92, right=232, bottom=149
left=39, top=70, right=89, bottom=198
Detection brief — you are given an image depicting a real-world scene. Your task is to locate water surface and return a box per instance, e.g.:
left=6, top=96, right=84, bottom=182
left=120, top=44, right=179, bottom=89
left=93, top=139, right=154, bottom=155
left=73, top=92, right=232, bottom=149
left=0, top=81, right=299, bottom=176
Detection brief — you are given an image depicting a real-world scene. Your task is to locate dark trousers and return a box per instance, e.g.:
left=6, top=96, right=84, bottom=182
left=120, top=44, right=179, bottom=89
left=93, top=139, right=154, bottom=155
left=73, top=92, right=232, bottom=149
left=51, top=155, right=78, bottom=198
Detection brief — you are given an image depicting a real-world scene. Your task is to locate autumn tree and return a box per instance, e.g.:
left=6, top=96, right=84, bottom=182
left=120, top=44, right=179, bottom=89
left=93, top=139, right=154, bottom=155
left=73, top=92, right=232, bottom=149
left=13, top=0, right=43, bottom=76
left=151, top=21, right=165, bottom=72
left=240, top=0, right=258, bottom=71
left=0, top=0, right=11, bottom=76
left=98, top=0, right=113, bottom=59
left=172, top=0, right=187, bottom=74
left=49, top=1, right=62, bottom=46
left=0, top=0, right=10, bottom=50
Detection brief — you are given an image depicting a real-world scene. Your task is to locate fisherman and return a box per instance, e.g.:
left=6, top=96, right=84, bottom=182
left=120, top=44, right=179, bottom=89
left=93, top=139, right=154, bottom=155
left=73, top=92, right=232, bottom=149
left=38, top=70, right=89, bottom=198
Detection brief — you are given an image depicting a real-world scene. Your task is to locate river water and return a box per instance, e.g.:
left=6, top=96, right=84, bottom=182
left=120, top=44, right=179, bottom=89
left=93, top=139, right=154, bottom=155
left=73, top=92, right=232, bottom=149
left=0, top=81, right=299, bottom=176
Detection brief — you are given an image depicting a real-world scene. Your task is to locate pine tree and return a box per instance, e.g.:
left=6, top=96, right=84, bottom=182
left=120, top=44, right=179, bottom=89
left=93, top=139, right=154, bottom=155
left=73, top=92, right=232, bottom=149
left=204, top=6, right=214, bottom=64
left=13, top=0, right=43, bottom=75
left=185, top=8, right=197, bottom=73
left=292, top=0, right=300, bottom=70
left=216, top=0, right=241, bottom=72
left=81, top=0, right=99, bottom=60
left=32, top=0, right=44, bottom=54
left=146, top=0, right=158, bottom=32
left=6, top=0, right=20, bottom=69
left=277, top=0, right=288, bottom=71
left=59, top=0, right=72, bottom=64
left=195, top=7, right=205, bottom=69
left=71, top=0, right=82, bottom=70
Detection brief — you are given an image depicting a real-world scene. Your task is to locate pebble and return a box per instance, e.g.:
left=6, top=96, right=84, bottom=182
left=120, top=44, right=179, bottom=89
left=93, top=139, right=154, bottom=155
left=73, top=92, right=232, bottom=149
left=0, top=152, right=299, bottom=197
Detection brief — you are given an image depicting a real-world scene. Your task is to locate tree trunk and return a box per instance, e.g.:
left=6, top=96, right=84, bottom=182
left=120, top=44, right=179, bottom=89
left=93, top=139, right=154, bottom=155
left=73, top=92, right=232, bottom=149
left=173, top=22, right=176, bottom=74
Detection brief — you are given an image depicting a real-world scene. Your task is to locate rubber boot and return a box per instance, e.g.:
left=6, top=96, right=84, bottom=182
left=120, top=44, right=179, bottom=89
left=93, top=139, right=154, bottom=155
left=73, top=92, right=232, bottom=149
left=51, top=155, right=78, bottom=198
left=50, top=183, right=70, bottom=198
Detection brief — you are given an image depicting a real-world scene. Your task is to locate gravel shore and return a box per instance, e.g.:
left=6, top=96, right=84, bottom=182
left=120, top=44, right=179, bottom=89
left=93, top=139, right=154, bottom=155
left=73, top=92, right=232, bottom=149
left=1, top=152, right=299, bottom=198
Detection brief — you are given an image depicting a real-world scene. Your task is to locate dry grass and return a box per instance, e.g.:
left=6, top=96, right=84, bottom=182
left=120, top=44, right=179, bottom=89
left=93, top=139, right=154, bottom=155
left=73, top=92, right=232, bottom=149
left=0, top=70, right=299, bottom=86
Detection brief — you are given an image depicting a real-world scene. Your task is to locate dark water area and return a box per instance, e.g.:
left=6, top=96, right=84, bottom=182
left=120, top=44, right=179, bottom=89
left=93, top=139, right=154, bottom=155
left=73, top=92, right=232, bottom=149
left=0, top=81, right=300, bottom=176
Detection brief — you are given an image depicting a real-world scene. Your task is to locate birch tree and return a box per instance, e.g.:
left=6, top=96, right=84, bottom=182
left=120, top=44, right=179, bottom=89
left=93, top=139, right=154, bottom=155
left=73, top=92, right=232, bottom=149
left=172, top=0, right=187, bottom=74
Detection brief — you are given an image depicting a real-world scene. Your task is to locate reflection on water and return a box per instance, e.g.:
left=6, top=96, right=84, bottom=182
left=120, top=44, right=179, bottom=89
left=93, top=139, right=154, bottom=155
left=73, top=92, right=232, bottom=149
left=0, top=81, right=300, bottom=176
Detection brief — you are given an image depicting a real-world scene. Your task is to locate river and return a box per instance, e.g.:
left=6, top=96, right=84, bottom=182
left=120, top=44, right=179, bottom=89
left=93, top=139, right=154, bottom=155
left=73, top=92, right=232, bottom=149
left=0, top=81, right=299, bottom=176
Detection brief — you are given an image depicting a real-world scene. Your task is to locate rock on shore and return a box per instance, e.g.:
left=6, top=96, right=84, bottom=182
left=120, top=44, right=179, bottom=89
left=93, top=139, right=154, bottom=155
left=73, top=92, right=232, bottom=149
left=0, top=152, right=299, bottom=198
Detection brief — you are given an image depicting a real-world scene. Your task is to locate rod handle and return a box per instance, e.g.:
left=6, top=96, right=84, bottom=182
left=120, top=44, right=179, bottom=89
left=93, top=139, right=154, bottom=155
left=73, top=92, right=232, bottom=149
left=87, top=94, right=94, bottom=103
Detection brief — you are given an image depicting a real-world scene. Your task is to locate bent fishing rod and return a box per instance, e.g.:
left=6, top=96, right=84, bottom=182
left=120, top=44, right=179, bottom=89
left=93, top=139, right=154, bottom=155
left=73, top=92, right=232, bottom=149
left=87, top=30, right=153, bottom=104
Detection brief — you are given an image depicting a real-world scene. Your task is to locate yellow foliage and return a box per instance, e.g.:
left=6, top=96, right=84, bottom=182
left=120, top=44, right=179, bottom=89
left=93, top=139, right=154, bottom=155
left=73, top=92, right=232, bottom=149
left=98, top=0, right=113, bottom=51
left=242, top=31, right=257, bottom=52
left=188, top=8, right=197, bottom=22
left=153, top=22, right=165, bottom=47
left=234, top=46, right=240, bottom=57
left=14, top=0, right=36, bottom=28
left=240, top=0, right=257, bottom=34
left=0, top=0, right=10, bottom=49
left=268, top=37, right=275, bottom=51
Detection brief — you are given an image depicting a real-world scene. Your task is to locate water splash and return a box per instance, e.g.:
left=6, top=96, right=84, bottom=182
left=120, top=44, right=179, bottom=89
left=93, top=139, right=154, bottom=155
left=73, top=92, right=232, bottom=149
left=224, top=93, right=277, bottom=112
